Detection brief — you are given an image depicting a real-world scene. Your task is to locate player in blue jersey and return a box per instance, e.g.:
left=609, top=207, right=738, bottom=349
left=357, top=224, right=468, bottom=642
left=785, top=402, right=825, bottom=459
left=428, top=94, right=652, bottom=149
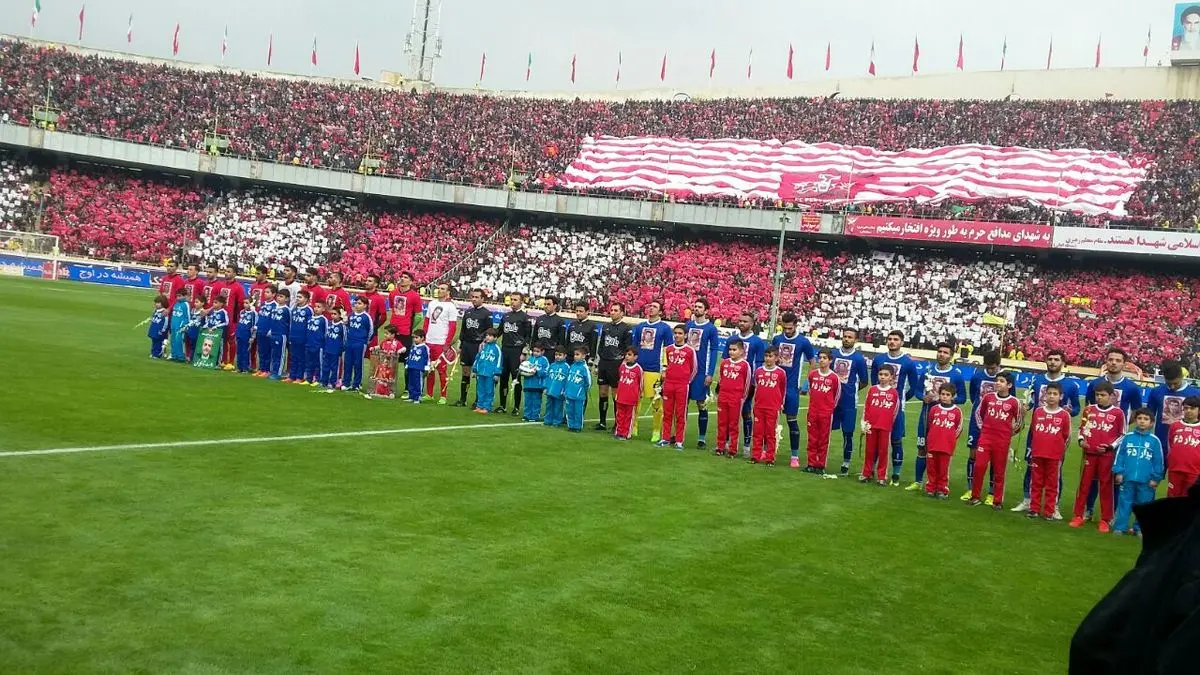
left=1012, top=349, right=1081, bottom=518
left=1148, top=360, right=1200, bottom=455
left=685, top=299, right=721, bottom=449
left=724, top=311, right=766, bottom=456
left=870, top=330, right=921, bottom=481
left=833, top=328, right=870, bottom=476
left=772, top=312, right=816, bottom=468
left=960, top=350, right=1003, bottom=502
left=1079, top=346, right=1146, bottom=518
left=632, top=300, right=674, bottom=443
left=909, top=342, right=967, bottom=490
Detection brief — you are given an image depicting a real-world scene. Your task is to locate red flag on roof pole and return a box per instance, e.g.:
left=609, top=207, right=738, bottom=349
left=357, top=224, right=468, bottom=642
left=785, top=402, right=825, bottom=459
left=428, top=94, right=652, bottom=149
left=615, top=51, right=622, bottom=86
left=311, top=36, right=318, bottom=66
left=660, top=51, right=667, bottom=82
left=354, top=43, right=361, bottom=76
left=571, top=53, right=576, bottom=83
left=172, top=23, right=180, bottom=56
left=126, top=14, right=133, bottom=43
left=1095, top=34, right=1102, bottom=68
left=956, top=34, right=964, bottom=70
left=709, top=48, right=715, bottom=80
left=746, top=48, right=753, bottom=80
left=912, top=36, right=920, bottom=73
left=868, top=40, right=876, bottom=76
left=825, top=42, right=831, bottom=71
left=787, top=43, right=794, bottom=79
left=1144, top=25, right=1151, bottom=65
left=267, top=33, right=273, bottom=66
left=78, top=5, right=85, bottom=42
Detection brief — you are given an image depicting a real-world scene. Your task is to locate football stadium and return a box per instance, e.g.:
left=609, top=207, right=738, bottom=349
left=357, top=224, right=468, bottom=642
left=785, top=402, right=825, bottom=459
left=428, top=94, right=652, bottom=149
left=2, top=1, right=1200, bottom=672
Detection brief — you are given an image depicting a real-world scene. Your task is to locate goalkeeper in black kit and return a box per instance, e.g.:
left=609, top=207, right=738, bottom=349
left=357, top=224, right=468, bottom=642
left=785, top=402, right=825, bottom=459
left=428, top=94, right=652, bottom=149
left=497, top=294, right=532, bottom=414
left=454, top=288, right=494, bottom=407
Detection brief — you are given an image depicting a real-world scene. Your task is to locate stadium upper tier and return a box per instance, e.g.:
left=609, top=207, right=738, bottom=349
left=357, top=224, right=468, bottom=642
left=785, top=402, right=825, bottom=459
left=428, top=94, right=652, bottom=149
left=1, top=152, right=1197, bottom=368
left=1, top=38, right=1198, bottom=229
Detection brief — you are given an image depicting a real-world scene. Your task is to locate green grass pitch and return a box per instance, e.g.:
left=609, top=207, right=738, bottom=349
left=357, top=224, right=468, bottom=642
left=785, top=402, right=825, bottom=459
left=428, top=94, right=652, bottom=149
left=0, top=276, right=1137, bottom=673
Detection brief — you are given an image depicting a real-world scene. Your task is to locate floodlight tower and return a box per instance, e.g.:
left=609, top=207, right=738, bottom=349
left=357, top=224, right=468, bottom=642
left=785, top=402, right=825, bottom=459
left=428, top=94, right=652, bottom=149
left=403, top=0, right=444, bottom=83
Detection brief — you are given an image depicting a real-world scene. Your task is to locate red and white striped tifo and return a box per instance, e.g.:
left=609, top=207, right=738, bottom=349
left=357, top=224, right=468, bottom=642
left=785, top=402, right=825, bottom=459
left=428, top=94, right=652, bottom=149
left=561, top=136, right=1151, bottom=216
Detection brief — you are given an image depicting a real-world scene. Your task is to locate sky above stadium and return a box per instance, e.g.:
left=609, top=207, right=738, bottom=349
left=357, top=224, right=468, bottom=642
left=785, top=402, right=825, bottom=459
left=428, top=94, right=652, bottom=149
left=1, top=0, right=1185, bottom=91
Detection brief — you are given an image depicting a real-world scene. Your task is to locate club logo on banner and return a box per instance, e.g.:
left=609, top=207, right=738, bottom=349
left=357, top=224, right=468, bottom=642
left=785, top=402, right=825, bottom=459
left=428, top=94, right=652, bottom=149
left=844, top=215, right=1053, bottom=248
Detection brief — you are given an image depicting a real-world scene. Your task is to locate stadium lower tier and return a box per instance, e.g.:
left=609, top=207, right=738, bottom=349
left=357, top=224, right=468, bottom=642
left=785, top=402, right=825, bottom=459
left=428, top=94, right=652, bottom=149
left=1, top=153, right=1198, bottom=370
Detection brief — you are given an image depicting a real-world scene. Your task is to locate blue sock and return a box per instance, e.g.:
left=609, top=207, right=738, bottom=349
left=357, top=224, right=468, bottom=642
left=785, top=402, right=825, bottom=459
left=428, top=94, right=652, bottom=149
left=1085, top=479, right=1099, bottom=512
left=788, top=419, right=800, bottom=458
left=915, top=455, right=927, bottom=483
left=965, top=452, right=976, bottom=486
left=697, top=408, right=709, bottom=440
left=1022, top=465, right=1034, bottom=500
left=890, top=439, right=904, bottom=479
left=841, top=432, right=854, bottom=465
left=742, top=413, right=753, bottom=448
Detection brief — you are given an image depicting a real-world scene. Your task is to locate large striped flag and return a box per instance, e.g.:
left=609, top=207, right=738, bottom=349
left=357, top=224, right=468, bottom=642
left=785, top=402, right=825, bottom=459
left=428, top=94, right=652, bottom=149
left=526, top=52, right=532, bottom=81
left=31, top=0, right=40, bottom=29
left=172, top=23, right=180, bottom=56
left=126, top=14, right=133, bottom=43
left=560, top=136, right=1150, bottom=216
left=78, top=4, right=85, bottom=41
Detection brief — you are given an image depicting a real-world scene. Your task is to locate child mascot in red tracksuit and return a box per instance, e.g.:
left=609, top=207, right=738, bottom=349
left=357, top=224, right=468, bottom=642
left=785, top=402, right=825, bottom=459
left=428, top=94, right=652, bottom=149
left=806, top=348, right=842, bottom=473
left=1167, top=396, right=1200, bottom=497
left=660, top=325, right=698, bottom=450
left=1028, top=381, right=1072, bottom=519
left=860, top=367, right=901, bottom=484
left=970, top=371, right=1024, bottom=509
left=716, top=339, right=753, bottom=457
left=613, top=348, right=644, bottom=441
left=924, top=382, right=964, bottom=498
left=751, top=347, right=788, bottom=465
left=1070, top=380, right=1127, bottom=531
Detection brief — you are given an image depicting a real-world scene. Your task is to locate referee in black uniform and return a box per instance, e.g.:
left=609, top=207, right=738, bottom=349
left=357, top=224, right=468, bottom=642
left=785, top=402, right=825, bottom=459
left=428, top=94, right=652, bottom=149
left=532, top=296, right=567, bottom=353
left=497, top=293, right=532, bottom=414
left=565, top=302, right=599, bottom=364
left=594, top=302, right=633, bottom=430
left=455, top=288, right=494, bottom=407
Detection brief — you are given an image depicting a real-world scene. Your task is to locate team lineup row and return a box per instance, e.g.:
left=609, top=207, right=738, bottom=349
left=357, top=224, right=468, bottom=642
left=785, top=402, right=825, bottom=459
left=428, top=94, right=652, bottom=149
left=143, top=269, right=1200, bottom=534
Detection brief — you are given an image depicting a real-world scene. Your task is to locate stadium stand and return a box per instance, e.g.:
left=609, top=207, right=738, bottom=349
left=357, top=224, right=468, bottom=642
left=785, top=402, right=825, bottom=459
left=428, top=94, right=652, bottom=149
left=0, top=153, right=36, bottom=230
left=1, top=40, right=1198, bottom=229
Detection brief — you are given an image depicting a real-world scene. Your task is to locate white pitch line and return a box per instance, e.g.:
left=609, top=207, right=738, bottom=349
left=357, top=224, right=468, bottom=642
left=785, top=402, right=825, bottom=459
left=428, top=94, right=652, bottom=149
left=0, top=396, right=924, bottom=459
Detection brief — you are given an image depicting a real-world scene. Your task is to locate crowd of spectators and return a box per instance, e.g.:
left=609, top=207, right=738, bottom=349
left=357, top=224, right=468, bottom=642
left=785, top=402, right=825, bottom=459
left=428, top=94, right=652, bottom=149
left=3, top=150, right=1197, bottom=369
left=2, top=39, right=1198, bottom=229
left=458, top=222, right=660, bottom=309
left=0, top=151, right=36, bottom=230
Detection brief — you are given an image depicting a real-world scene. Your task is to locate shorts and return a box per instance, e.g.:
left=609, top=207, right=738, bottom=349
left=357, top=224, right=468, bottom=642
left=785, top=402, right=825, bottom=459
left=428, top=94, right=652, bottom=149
left=597, top=359, right=621, bottom=388
left=460, top=341, right=481, bottom=368
left=831, top=403, right=857, bottom=435
left=501, top=347, right=524, bottom=378
left=783, top=387, right=800, bottom=417
left=642, top=371, right=662, bottom=399
left=689, top=371, right=711, bottom=402
left=967, top=414, right=981, bottom=448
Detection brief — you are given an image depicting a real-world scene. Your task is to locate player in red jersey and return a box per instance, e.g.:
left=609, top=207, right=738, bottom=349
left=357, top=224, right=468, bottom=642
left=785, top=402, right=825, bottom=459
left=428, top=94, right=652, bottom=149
left=248, top=265, right=272, bottom=309
left=1070, top=380, right=1126, bottom=530
left=750, top=347, right=788, bottom=465
left=614, top=348, right=644, bottom=440
left=201, top=263, right=219, bottom=308
left=1028, top=382, right=1072, bottom=519
left=806, top=349, right=842, bottom=473
left=324, top=271, right=353, bottom=318
left=924, top=382, right=964, bottom=498
left=183, top=263, right=205, bottom=304
left=360, top=274, right=389, bottom=348
left=860, top=367, right=901, bottom=484
left=717, top=339, right=753, bottom=457
left=158, top=260, right=185, bottom=309
left=970, top=371, right=1024, bottom=509
left=1167, top=396, right=1200, bottom=497
left=211, top=264, right=245, bottom=370
left=302, top=268, right=328, bottom=310
left=388, top=271, right=424, bottom=353
left=660, top=325, right=698, bottom=449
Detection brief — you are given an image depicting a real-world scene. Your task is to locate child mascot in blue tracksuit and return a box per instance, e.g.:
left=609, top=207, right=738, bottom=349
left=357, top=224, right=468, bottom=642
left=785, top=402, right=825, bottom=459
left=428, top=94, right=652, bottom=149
left=235, top=298, right=257, bottom=373
left=522, top=345, right=551, bottom=422
left=322, top=309, right=346, bottom=390
left=288, top=292, right=314, bottom=382
left=565, top=346, right=593, bottom=432
left=345, top=298, right=374, bottom=391
left=544, top=346, right=570, bottom=427
left=472, top=329, right=503, bottom=413
left=1112, top=408, right=1165, bottom=535
left=148, top=296, right=170, bottom=358
left=305, top=300, right=328, bottom=385
left=268, top=289, right=292, bottom=380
